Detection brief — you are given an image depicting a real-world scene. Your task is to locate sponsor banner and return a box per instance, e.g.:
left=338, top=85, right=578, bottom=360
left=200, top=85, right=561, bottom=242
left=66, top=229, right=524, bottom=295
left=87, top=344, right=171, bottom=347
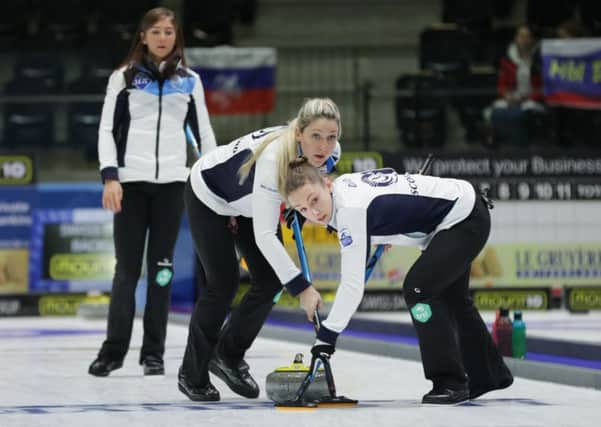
left=383, top=152, right=601, bottom=179
left=281, top=228, right=601, bottom=290
left=0, top=187, right=36, bottom=294
left=0, top=186, right=37, bottom=247
left=0, top=248, right=28, bottom=294
left=0, top=292, right=105, bottom=316
left=357, top=290, right=407, bottom=311
left=186, top=46, right=276, bottom=114
left=29, top=208, right=115, bottom=292
left=38, top=293, right=90, bottom=316
left=541, top=38, right=601, bottom=108
left=0, top=154, right=36, bottom=185
left=471, top=243, right=601, bottom=287
left=383, top=152, right=601, bottom=200
left=471, top=287, right=550, bottom=310
left=565, top=286, right=601, bottom=311
left=0, top=294, right=39, bottom=316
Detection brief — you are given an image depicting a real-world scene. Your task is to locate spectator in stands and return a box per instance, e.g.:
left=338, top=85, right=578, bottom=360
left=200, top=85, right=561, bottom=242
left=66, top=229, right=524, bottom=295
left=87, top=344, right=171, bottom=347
left=89, top=7, right=217, bottom=378
left=485, top=24, right=545, bottom=147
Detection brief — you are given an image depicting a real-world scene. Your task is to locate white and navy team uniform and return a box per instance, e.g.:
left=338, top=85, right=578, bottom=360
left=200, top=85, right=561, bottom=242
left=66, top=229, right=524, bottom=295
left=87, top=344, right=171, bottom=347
left=98, top=60, right=216, bottom=182
left=319, top=168, right=512, bottom=397
left=95, top=57, right=216, bottom=366
left=182, top=127, right=340, bottom=387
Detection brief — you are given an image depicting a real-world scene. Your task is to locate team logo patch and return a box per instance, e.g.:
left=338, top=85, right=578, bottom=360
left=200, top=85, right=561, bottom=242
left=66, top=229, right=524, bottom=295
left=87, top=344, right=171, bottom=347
left=411, top=303, right=432, bottom=323
left=339, top=228, right=353, bottom=247
left=360, top=169, right=398, bottom=187
left=133, top=73, right=151, bottom=89
left=155, top=268, right=173, bottom=287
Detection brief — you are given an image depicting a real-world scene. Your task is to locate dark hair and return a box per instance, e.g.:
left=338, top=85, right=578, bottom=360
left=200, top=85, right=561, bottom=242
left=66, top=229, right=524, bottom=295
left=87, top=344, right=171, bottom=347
left=283, top=156, right=326, bottom=199
left=120, top=7, right=186, bottom=78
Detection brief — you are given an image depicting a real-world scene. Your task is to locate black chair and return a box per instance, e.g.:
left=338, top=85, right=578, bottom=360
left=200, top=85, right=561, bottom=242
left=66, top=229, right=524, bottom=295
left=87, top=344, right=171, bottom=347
left=70, top=56, right=114, bottom=93
left=526, top=0, right=577, bottom=33
left=2, top=56, right=64, bottom=148
left=442, top=0, right=494, bottom=31
left=34, top=0, right=91, bottom=48
left=3, top=104, right=55, bottom=149
left=419, top=24, right=475, bottom=79
left=482, top=24, right=517, bottom=68
left=90, top=0, right=158, bottom=44
left=5, top=55, right=65, bottom=94
left=581, top=0, right=601, bottom=36
left=0, top=2, right=30, bottom=50
left=552, top=107, right=601, bottom=148
left=454, top=67, right=498, bottom=144
left=66, top=59, right=113, bottom=161
left=183, top=0, right=236, bottom=46
left=68, top=103, right=103, bottom=162
left=395, top=73, right=447, bottom=148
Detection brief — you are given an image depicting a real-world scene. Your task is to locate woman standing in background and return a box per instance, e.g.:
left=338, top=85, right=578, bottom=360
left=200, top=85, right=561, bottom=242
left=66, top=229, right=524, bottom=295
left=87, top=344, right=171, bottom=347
left=89, top=7, right=216, bottom=377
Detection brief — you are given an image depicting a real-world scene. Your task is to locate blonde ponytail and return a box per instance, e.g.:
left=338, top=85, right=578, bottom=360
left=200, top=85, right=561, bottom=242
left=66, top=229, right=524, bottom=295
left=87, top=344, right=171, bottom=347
left=238, top=126, right=289, bottom=184
left=238, top=97, right=342, bottom=191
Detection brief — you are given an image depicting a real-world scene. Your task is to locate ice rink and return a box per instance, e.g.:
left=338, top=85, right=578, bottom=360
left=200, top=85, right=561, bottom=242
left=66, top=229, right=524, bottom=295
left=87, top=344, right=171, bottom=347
left=1, top=315, right=600, bottom=427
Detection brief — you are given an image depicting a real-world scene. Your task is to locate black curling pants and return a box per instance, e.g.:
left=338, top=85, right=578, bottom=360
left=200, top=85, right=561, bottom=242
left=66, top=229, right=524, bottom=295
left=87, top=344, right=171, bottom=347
left=181, top=180, right=282, bottom=387
left=402, top=193, right=510, bottom=391
left=99, top=182, right=184, bottom=364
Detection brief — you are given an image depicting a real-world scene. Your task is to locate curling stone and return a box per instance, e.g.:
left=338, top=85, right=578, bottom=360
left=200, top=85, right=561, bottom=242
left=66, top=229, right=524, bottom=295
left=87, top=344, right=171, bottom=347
left=265, top=353, right=329, bottom=403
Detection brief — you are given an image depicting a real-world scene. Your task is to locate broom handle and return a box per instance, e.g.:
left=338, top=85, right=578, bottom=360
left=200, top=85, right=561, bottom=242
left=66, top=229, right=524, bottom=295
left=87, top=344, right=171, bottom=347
left=291, top=211, right=312, bottom=283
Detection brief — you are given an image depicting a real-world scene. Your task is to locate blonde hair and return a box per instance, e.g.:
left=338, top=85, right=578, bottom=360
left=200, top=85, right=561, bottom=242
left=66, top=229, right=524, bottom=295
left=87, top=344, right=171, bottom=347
left=237, top=97, right=341, bottom=192
left=283, top=157, right=327, bottom=202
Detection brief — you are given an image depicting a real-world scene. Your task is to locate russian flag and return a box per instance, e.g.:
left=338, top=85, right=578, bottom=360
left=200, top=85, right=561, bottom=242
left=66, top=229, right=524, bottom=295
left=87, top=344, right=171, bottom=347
left=186, top=46, right=276, bottom=114
left=541, top=39, right=601, bottom=109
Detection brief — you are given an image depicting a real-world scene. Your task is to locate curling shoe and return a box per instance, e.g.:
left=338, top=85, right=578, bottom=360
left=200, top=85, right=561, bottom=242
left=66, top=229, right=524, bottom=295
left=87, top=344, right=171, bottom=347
left=209, top=352, right=259, bottom=398
left=177, top=368, right=220, bottom=401
left=88, top=357, right=123, bottom=377
left=142, top=355, right=165, bottom=376
left=422, top=386, right=470, bottom=404
left=469, top=372, right=514, bottom=400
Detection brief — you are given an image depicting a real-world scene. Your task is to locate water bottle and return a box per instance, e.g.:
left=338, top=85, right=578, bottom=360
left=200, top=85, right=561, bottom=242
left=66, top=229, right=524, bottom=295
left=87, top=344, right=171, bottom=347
left=496, top=307, right=513, bottom=357
left=512, top=310, right=527, bottom=359
left=491, top=309, right=500, bottom=345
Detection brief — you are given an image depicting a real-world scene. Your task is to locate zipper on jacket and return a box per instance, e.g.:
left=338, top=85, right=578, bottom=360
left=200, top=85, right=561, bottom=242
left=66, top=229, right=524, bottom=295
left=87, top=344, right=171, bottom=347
left=155, top=80, right=164, bottom=179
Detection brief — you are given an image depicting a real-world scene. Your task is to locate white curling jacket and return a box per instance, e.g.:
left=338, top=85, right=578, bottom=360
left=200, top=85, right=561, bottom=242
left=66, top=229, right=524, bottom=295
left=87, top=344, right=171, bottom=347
left=98, top=59, right=216, bottom=183
left=320, top=169, right=476, bottom=342
left=189, top=126, right=341, bottom=295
